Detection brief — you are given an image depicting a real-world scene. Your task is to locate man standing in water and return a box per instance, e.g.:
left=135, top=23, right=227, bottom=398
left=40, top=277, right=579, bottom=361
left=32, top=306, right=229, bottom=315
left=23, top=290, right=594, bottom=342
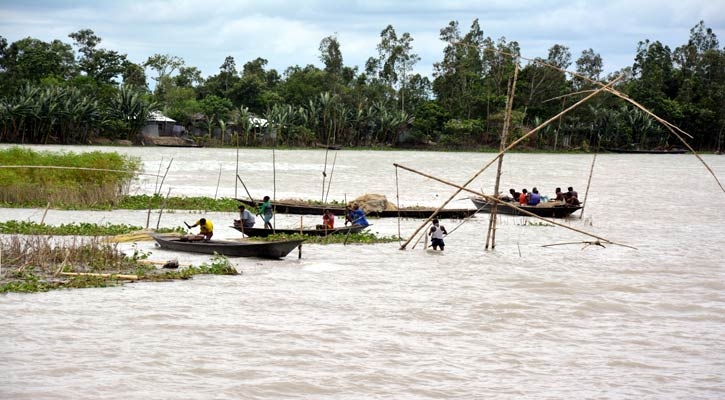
left=428, top=219, right=448, bottom=251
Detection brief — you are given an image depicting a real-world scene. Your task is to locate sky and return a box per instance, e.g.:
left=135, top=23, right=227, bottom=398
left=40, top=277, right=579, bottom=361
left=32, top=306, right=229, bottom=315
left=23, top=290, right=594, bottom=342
left=1, top=0, right=723, bottom=81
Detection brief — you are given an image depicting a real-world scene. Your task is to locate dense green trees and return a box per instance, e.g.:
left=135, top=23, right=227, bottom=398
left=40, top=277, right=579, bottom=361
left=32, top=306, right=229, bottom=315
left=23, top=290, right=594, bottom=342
left=0, top=21, right=722, bottom=151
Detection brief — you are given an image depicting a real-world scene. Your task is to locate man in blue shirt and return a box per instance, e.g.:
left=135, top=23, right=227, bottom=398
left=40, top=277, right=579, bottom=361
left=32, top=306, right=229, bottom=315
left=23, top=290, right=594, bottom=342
left=347, top=204, right=369, bottom=227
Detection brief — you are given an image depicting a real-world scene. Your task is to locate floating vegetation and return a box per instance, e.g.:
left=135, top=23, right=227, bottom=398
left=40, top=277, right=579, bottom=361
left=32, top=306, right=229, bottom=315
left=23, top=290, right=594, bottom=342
left=0, top=235, right=238, bottom=293
left=258, top=231, right=398, bottom=244
left=519, top=220, right=555, bottom=227
left=117, top=194, right=241, bottom=212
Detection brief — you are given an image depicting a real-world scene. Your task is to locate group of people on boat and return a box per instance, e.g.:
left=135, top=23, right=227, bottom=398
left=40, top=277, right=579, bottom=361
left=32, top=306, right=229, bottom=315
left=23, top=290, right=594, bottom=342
left=233, top=195, right=274, bottom=230
left=230, top=197, right=371, bottom=233
left=502, top=186, right=580, bottom=206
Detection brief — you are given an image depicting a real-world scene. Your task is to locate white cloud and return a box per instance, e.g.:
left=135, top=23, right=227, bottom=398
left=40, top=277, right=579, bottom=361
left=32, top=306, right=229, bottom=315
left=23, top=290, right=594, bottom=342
left=1, top=0, right=722, bottom=80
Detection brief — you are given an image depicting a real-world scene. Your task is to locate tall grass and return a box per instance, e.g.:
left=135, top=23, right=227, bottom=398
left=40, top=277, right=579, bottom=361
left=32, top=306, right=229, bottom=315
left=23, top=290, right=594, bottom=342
left=0, top=146, right=141, bottom=207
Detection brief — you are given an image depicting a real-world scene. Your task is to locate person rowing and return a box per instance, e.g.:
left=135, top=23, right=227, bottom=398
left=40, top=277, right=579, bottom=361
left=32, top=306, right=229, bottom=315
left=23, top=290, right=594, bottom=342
left=346, top=204, right=369, bottom=227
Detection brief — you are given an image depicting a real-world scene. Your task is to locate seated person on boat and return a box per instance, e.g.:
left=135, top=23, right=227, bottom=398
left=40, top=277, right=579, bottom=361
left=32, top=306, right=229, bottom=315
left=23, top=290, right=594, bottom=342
left=528, top=187, right=541, bottom=206
left=518, top=189, right=529, bottom=205
left=346, top=204, right=369, bottom=227
left=316, top=209, right=335, bottom=230
left=234, top=205, right=256, bottom=228
left=564, top=191, right=581, bottom=206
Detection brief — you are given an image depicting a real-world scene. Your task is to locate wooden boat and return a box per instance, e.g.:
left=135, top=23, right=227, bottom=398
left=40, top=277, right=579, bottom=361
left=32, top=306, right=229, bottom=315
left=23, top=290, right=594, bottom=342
left=150, top=233, right=304, bottom=259
left=235, top=198, right=478, bottom=219
left=231, top=224, right=368, bottom=237
left=605, top=148, right=687, bottom=154
left=315, top=143, right=342, bottom=150
left=155, top=143, right=203, bottom=148
left=470, top=197, right=582, bottom=218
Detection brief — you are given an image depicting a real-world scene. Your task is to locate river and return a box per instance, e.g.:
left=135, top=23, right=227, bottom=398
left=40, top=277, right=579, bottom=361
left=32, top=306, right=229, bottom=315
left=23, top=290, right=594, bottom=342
left=1, top=145, right=724, bottom=399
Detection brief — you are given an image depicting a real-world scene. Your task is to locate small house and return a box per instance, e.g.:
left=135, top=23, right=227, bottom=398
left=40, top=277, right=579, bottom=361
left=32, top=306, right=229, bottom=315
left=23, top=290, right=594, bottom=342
left=142, top=111, right=177, bottom=137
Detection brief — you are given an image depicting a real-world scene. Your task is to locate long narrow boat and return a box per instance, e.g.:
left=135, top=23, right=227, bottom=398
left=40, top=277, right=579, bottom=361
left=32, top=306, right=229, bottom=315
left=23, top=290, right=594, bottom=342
left=235, top=198, right=477, bottom=219
left=150, top=233, right=304, bottom=259
left=604, top=148, right=687, bottom=154
left=231, top=224, right=368, bottom=238
left=470, top=197, right=582, bottom=218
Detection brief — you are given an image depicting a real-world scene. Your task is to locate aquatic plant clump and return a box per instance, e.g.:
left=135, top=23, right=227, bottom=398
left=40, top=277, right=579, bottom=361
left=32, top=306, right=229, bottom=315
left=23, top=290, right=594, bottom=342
left=0, top=146, right=141, bottom=207
left=0, top=235, right=238, bottom=293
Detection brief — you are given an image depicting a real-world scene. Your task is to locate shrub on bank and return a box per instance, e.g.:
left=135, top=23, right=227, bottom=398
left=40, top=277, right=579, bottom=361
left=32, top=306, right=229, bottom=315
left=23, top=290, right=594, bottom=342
left=0, top=146, right=140, bottom=207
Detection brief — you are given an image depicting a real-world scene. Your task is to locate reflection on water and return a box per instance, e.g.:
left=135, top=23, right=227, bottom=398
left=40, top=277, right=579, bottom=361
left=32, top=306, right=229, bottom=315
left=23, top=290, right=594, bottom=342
left=1, top=145, right=724, bottom=399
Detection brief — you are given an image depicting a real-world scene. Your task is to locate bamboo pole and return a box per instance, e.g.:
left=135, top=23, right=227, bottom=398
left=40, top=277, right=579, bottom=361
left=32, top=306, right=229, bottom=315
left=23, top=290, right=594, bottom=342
left=272, top=145, right=277, bottom=230
left=235, top=132, right=239, bottom=198
left=324, top=151, right=337, bottom=203
left=580, top=154, right=597, bottom=219
left=298, top=216, right=303, bottom=259
left=395, top=166, right=402, bottom=241
left=321, top=147, right=330, bottom=203
left=397, top=76, right=622, bottom=250
left=60, top=272, right=139, bottom=280
left=394, top=163, right=634, bottom=248
left=40, top=202, right=50, bottom=225
left=156, top=187, right=172, bottom=230
left=236, top=175, right=254, bottom=202
left=147, top=158, right=173, bottom=229
left=486, top=61, right=519, bottom=250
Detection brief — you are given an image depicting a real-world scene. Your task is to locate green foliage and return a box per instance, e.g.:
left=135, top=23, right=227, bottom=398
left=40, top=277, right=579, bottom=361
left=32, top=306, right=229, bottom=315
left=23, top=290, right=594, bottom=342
left=105, top=86, right=155, bottom=141
left=185, top=253, right=238, bottom=276
left=0, top=22, right=723, bottom=151
left=0, top=272, right=54, bottom=293
left=257, top=231, right=398, bottom=244
left=0, top=147, right=140, bottom=206
left=117, top=194, right=240, bottom=211
left=0, top=220, right=143, bottom=235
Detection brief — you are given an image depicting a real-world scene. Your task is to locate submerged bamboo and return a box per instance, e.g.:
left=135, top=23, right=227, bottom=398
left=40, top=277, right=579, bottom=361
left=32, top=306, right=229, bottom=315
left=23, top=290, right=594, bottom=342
left=60, top=272, right=139, bottom=280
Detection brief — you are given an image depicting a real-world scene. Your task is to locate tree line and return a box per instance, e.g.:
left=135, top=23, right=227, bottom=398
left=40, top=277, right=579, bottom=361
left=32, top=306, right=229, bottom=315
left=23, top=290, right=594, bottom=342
left=0, top=20, right=722, bottom=151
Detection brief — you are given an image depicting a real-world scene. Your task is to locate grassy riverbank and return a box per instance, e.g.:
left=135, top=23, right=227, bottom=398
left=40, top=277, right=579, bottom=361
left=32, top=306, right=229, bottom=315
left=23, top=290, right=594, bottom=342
left=0, top=146, right=141, bottom=208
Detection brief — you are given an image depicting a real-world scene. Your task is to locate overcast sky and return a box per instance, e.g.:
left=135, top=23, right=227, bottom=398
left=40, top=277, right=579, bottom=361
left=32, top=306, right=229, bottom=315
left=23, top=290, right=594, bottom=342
left=2, top=0, right=723, bottom=81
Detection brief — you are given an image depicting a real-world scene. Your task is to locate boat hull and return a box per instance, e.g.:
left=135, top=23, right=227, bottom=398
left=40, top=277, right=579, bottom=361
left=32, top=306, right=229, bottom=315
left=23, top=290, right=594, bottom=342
left=151, top=234, right=304, bottom=259
left=471, top=198, right=582, bottom=218
left=605, top=148, right=687, bottom=154
left=231, top=224, right=368, bottom=237
left=236, top=198, right=477, bottom=219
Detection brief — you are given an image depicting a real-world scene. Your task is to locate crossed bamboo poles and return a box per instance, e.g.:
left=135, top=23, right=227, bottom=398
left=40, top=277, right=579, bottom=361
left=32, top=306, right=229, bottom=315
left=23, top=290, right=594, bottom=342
left=398, top=76, right=623, bottom=250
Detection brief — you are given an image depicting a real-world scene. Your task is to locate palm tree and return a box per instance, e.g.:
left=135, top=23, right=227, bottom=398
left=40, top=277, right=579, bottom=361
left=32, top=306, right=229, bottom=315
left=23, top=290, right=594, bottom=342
left=107, top=86, right=155, bottom=142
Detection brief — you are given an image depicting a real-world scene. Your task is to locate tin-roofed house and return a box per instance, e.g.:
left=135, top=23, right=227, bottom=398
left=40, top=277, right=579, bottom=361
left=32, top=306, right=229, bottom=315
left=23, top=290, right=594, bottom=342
left=142, top=111, right=177, bottom=137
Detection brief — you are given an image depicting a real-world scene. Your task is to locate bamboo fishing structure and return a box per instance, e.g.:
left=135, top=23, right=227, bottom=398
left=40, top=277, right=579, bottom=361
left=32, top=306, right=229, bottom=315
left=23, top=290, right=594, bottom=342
left=486, top=61, right=519, bottom=250
left=397, top=76, right=622, bottom=250
left=479, top=46, right=724, bottom=195
left=394, top=163, right=635, bottom=249
left=580, top=154, right=597, bottom=219
left=146, top=158, right=173, bottom=229
left=156, top=187, right=172, bottom=230
left=324, top=151, right=338, bottom=203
